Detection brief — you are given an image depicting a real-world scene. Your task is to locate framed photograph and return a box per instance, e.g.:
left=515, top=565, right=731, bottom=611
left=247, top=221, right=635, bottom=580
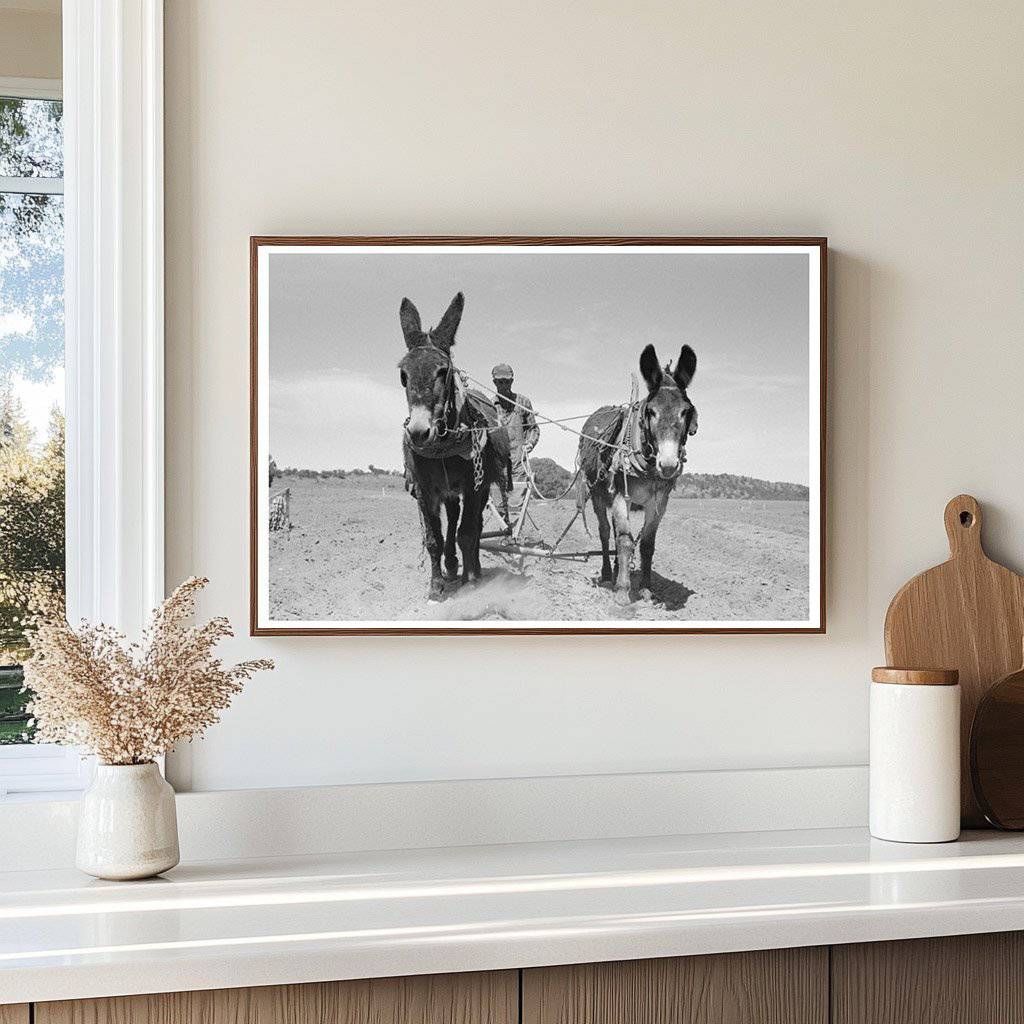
left=251, top=237, right=826, bottom=635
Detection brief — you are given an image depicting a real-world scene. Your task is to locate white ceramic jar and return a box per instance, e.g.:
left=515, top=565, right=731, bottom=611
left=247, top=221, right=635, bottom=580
left=76, top=762, right=180, bottom=880
left=870, top=667, right=960, bottom=843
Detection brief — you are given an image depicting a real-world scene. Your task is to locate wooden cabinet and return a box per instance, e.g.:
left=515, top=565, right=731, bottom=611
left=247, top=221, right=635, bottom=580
left=833, top=932, right=1024, bottom=1024
left=522, top=948, right=828, bottom=1024
left=34, top=971, right=517, bottom=1024
left=16, top=932, right=1024, bottom=1024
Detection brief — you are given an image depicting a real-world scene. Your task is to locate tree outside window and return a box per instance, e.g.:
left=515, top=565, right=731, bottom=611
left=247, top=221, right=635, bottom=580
left=0, top=93, right=65, bottom=744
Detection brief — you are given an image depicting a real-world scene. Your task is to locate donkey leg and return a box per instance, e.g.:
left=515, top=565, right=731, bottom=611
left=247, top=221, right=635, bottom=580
left=419, top=501, right=446, bottom=601
left=458, top=488, right=483, bottom=584
left=610, top=489, right=633, bottom=603
left=639, top=491, right=670, bottom=596
left=591, top=490, right=613, bottom=583
left=638, top=532, right=656, bottom=597
left=443, top=497, right=460, bottom=579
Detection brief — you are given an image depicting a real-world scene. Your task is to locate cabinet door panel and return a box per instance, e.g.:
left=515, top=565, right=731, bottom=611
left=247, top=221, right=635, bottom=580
left=523, top=948, right=827, bottom=1024
left=36, top=970, right=517, bottom=1024
left=0, top=1007, right=29, bottom=1024
left=833, top=932, right=1024, bottom=1024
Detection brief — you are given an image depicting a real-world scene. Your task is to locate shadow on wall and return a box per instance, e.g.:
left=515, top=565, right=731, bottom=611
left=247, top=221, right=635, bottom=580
left=827, top=249, right=873, bottom=642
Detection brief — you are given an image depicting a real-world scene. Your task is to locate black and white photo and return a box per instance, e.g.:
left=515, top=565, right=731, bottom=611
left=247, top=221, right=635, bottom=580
left=251, top=238, right=825, bottom=634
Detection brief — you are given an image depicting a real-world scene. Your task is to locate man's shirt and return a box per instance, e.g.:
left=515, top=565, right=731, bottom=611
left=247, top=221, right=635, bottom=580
left=495, top=392, right=540, bottom=466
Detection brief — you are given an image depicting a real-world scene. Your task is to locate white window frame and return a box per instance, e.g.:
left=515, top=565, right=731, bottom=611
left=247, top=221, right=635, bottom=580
left=0, top=1, right=164, bottom=800
left=0, top=76, right=61, bottom=101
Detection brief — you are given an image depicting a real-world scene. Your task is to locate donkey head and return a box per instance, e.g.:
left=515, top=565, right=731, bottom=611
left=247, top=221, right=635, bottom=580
left=397, top=292, right=464, bottom=444
left=638, top=343, right=698, bottom=480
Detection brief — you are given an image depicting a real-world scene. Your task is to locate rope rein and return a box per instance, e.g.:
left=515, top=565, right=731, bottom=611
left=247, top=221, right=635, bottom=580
left=523, top=456, right=584, bottom=503
left=459, top=371, right=626, bottom=453
left=406, top=355, right=687, bottom=491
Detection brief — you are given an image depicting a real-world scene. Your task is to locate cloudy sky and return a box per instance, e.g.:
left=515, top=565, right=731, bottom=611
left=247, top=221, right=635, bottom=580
left=267, top=249, right=813, bottom=484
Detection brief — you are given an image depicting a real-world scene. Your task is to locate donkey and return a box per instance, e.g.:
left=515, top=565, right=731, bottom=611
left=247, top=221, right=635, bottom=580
left=398, top=292, right=507, bottom=601
left=578, top=343, right=698, bottom=604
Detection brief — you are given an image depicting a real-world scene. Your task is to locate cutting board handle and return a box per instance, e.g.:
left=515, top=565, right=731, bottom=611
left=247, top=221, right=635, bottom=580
left=944, top=493, right=983, bottom=559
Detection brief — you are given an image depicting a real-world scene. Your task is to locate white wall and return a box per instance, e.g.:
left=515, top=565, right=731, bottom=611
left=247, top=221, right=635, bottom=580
left=0, top=3, right=61, bottom=80
left=164, top=1, right=1024, bottom=792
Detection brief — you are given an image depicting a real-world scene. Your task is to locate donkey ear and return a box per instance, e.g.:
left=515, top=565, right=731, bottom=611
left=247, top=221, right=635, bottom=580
left=400, top=298, right=424, bottom=349
left=674, top=345, right=697, bottom=390
left=639, top=344, right=663, bottom=392
left=432, top=292, right=464, bottom=352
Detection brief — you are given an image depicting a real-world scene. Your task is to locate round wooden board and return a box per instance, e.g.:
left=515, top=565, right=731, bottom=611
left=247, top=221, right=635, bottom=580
left=971, top=665, right=1024, bottom=829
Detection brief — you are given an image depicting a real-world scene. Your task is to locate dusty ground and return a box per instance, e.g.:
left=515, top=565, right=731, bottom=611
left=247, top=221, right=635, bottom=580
left=268, top=475, right=810, bottom=623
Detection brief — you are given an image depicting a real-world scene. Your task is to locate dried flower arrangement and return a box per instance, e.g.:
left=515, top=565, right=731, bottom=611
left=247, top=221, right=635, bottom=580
left=23, top=577, right=273, bottom=765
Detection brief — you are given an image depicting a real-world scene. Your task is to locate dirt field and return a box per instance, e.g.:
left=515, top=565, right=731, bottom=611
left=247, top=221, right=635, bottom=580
left=268, top=475, right=810, bottom=623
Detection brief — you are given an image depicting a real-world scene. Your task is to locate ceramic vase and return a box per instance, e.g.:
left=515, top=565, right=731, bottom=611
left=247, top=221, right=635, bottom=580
left=76, top=762, right=180, bottom=880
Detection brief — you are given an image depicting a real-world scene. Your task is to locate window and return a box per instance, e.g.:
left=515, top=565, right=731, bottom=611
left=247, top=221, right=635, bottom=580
left=1, top=7, right=166, bottom=799
left=0, top=78, right=84, bottom=798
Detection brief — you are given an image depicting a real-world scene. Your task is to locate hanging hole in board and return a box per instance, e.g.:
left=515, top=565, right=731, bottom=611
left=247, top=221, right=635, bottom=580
left=960, top=511, right=974, bottom=527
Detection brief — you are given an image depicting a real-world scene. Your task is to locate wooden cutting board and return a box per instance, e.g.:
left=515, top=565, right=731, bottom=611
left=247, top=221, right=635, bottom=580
left=884, top=494, right=1024, bottom=827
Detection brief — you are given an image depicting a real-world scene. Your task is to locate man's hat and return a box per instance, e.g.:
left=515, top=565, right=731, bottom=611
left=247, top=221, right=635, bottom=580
left=491, top=363, right=514, bottom=380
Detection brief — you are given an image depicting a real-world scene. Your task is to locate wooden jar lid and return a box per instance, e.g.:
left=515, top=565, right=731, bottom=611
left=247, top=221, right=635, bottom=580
left=871, top=667, right=960, bottom=686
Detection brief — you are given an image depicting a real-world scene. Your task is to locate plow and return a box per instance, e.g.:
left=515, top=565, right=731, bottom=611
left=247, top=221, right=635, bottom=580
left=478, top=491, right=606, bottom=564
left=477, top=451, right=604, bottom=564
left=475, top=374, right=649, bottom=566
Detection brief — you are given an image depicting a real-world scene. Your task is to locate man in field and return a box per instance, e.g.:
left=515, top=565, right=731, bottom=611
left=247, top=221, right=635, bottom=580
left=490, top=363, right=540, bottom=534
left=492, top=363, right=540, bottom=472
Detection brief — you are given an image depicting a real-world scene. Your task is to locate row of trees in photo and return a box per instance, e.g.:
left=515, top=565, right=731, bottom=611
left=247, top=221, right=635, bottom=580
left=673, top=473, right=810, bottom=500
left=270, top=459, right=403, bottom=482
left=269, top=452, right=810, bottom=502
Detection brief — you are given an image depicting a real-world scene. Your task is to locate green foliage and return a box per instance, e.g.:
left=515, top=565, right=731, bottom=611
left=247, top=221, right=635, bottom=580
left=0, top=97, right=63, bottom=177
left=1, top=96, right=66, bottom=742
left=0, top=665, right=30, bottom=744
left=0, top=392, right=65, bottom=742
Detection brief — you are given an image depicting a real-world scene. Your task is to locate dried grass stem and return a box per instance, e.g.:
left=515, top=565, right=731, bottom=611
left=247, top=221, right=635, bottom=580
left=23, top=577, right=273, bottom=765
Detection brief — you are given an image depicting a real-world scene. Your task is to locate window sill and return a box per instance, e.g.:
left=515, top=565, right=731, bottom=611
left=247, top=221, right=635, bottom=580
left=0, top=745, right=92, bottom=801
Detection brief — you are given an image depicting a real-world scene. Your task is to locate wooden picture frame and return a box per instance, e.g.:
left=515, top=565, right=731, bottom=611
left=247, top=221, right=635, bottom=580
left=250, top=236, right=826, bottom=635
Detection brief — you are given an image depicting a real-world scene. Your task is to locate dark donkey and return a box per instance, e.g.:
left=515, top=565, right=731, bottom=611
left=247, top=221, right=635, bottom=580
left=399, top=292, right=507, bottom=601
left=578, top=344, right=698, bottom=604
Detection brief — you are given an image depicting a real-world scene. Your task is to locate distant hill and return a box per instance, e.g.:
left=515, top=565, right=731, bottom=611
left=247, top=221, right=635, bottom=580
left=529, top=457, right=575, bottom=497
left=674, top=473, right=809, bottom=500
left=530, top=459, right=808, bottom=501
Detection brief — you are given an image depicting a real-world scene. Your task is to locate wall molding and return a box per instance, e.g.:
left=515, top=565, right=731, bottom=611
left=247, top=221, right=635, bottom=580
left=64, top=0, right=164, bottom=634
left=0, top=765, right=868, bottom=871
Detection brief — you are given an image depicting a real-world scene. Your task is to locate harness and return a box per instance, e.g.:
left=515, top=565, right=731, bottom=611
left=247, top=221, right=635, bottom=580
left=404, top=352, right=491, bottom=490
left=607, top=388, right=690, bottom=488
left=404, top=355, right=694, bottom=499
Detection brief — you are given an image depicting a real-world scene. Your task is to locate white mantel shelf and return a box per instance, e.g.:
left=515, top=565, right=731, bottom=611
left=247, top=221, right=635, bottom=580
left=4, top=826, right=1024, bottom=1004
